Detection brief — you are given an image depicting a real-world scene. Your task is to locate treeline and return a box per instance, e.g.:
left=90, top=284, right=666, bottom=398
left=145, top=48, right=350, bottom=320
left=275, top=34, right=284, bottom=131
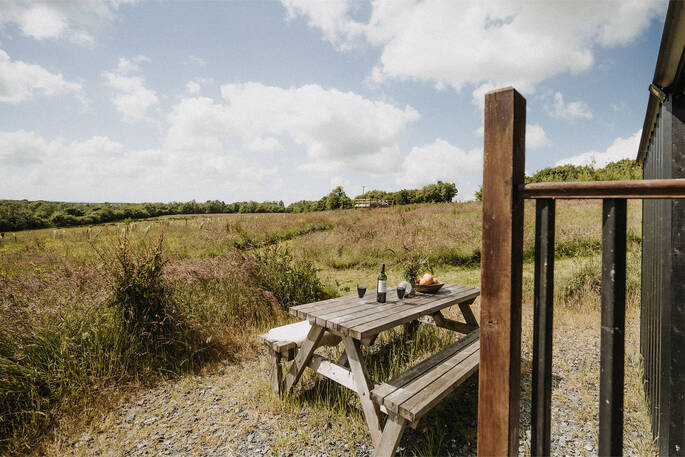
left=525, top=158, right=642, bottom=183
left=355, top=181, right=457, bottom=205
left=0, top=181, right=458, bottom=231
left=475, top=159, right=641, bottom=200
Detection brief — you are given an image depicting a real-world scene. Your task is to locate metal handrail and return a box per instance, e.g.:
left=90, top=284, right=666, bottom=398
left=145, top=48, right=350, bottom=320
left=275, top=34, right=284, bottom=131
left=519, top=178, right=685, bottom=199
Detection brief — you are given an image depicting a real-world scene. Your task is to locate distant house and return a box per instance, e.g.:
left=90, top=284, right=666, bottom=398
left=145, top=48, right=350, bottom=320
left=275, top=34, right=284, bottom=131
left=354, top=198, right=391, bottom=208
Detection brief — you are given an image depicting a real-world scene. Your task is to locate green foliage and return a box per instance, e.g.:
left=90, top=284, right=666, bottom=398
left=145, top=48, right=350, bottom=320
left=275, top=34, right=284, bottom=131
left=526, top=159, right=641, bottom=184
left=233, top=222, right=332, bottom=250
left=355, top=180, right=457, bottom=204
left=250, top=245, right=333, bottom=310
left=0, top=181, right=460, bottom=232
left=325, top=186, right=353, bottom=210
left=402, top=253, right=433, bottom=283
left=560, top=258, right=602, bottom=307
left=474, top=186, right=482, bottom=201
left=107, top=236, right=175, bottom=337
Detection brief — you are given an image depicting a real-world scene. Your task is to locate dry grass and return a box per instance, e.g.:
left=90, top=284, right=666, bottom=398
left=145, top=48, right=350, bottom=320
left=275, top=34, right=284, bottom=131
left=0, top=199, right=655, bottom=456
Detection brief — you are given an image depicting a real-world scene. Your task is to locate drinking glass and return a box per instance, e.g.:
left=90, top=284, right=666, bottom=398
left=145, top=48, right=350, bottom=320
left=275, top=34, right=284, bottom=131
left=396, top=286, right=406, bottom=304
left=357, top=284, right=367, bottom=302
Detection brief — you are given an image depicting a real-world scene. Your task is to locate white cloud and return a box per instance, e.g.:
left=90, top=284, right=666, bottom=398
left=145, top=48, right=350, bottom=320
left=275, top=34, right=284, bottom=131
left=18, top=5, right=68, bottom=39
left=0, top=49, right=83, bottom=103
left=556, top=129, right=641, bottom=167
left=103, top=57, right=158, bottom=122
left=526, top=124, right=551, bottom=149
left=329, top=175, right=354, bottom=192
left=285, top=0, right=665, bottom=93
left=0, top=0, right=137, bottom=45
left=186, top=80, right=201, bottom=95
left=212, top=82, right=419, bottom=172
left=547, top=92, right=593, bottom=121
left=185, top=77, right=212, bottom=96
left=0, top=127, right=280, bottom=202
left=247, top=136, right=282, bottom=152
left=282, top=0, right=365, bottom=49
left=395, top=138, right=482, bottom=199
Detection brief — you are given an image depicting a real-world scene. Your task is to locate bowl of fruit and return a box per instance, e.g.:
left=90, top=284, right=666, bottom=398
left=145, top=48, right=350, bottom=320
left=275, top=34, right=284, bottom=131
left=414, top=273, right=444, bottom=293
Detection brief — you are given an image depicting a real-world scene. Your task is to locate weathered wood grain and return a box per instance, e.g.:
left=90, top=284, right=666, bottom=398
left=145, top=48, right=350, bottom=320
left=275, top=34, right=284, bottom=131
left=284, top=324, right=325, bottom=394
left=342, top=336, right=383, bottom=446
left=477, top=87, right=526, bottom=457
left=374, top=416, right=407, bottom=457
left=371, top=330, right=480, bottom=405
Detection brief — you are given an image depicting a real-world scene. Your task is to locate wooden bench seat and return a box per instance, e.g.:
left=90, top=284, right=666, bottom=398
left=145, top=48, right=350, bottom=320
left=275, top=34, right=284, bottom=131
left=259, top=321, right=342, bottom=395
left=370, top=330, right=480, bottom=457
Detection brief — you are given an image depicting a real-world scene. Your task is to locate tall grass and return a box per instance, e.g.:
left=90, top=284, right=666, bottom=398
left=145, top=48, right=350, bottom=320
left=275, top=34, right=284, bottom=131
left=0, top=235, right=332, bottom=455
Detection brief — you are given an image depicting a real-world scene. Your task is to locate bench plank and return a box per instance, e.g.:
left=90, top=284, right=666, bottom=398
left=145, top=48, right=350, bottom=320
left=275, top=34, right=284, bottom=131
left=371, top=330, right=480, bottom=404
left=309, top=354, right=358, bottom=392
left=399, top=348, right=479, bottom=423
left=257, top=334, right=297, bottom=354
left=382, top=340, right=479, bottom=416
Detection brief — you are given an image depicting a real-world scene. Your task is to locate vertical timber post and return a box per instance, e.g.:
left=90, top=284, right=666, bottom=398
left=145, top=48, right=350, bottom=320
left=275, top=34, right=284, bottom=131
left=478, top=87, right=526, bottom=457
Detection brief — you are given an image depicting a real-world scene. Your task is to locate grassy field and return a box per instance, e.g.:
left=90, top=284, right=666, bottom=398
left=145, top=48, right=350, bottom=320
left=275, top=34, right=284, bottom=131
left=0, top=201, right=653, bottom=456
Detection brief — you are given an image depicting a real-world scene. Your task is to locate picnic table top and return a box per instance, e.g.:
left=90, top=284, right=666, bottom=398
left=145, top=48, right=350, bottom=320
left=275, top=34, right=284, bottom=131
left=289, top=283, right=480, bottom=342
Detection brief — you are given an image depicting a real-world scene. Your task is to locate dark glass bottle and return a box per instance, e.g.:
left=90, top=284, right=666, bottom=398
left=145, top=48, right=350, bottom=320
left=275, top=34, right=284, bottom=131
left=377, top=263, right=387, bottom=303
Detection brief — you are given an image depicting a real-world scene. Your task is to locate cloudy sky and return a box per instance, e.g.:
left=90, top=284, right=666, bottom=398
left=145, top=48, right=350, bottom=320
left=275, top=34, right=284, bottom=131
left=0, top=0, right=668, bottom=203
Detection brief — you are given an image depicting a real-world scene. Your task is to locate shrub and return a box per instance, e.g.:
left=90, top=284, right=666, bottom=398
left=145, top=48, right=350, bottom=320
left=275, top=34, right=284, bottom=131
left=250, top=245, right=333, bottom=309
left=107, top=235, right=176, bottom=338
left=560, top=258, right=602, bottom=307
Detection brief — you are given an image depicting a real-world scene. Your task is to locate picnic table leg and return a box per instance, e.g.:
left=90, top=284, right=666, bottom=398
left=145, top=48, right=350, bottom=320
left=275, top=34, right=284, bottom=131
left=270, top=351, right=283, bottom=395
left=458, top=300, right=479, bottom=327
left=336, top=352, right=349, bottom=367
left=342, top=336, right=383, bottom=447
left=284, top=324, right=325, bottom=394
left=374, top=415, right=407, bottom=457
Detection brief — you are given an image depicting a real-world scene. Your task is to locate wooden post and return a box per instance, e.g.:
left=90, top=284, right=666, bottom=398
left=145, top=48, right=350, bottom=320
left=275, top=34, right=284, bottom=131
left=477, top=87, right=526, bottom=457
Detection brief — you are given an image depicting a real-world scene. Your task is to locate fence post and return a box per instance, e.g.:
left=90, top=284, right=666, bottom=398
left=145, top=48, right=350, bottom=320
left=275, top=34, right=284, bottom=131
left=599, top=198, right=627, bottom=456
left=477, top=87, right=526, bottom=457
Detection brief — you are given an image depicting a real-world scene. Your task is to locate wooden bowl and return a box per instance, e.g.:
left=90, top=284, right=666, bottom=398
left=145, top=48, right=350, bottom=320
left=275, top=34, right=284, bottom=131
left=414, top=283, right=444, bottom=294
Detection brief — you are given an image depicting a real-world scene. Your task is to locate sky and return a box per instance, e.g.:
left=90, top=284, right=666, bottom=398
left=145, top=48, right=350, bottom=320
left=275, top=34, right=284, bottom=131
left=0, top=0, right=669, bottom=203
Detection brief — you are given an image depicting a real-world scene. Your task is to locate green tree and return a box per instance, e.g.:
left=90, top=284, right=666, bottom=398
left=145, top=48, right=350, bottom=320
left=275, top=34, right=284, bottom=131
left=325, top=186, right=352, bottom=210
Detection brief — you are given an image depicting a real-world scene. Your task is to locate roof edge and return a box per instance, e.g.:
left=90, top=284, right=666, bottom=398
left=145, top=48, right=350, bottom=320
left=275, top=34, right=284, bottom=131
left=636, top=0, right=685, bottom=164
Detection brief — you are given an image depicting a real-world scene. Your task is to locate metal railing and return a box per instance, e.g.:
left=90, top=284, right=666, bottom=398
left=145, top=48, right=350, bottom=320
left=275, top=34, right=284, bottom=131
left=476, top=88, right=685, bottom=456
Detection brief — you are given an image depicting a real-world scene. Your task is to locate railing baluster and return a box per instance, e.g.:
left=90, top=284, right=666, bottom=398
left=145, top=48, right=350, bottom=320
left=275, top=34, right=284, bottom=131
left=599, top=198, right=627, bottom=456
left=532, top=198, right=555, bottom=456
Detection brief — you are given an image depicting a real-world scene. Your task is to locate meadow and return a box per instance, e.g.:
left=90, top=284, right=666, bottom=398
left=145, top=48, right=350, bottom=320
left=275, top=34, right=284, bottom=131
left=0, top=201, right=653, bottom=456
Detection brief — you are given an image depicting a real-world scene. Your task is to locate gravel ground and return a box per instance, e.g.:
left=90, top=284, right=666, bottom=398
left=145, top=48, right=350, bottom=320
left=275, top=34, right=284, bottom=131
left=47, top=314, right=652, bottom=457
left=47, top=356, right=375, bottom=457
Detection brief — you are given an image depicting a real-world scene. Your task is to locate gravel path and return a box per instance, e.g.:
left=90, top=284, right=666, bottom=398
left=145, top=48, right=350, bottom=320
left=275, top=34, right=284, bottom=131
left=48, top=356, right=375, bottom=457
left=48, top=314, right=653, bottom=457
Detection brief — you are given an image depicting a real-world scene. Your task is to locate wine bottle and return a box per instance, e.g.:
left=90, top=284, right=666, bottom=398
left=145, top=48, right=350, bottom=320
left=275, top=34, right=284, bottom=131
left=377, top=263, right=387, bottom=303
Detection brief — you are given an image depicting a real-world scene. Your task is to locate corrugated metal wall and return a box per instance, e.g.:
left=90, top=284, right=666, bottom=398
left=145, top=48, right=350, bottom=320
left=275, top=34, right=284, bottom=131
left=641, top=104, right=671, bottom=442
left=640, top=95, right=685, bottom=455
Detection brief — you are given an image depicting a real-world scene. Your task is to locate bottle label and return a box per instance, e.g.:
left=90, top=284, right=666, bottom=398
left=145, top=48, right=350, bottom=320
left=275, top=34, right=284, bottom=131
left=378, top=280, right=387, bottom=293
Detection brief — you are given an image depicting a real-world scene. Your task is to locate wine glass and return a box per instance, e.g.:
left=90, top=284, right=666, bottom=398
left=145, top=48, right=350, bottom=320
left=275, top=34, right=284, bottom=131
left=396, top=286, right=406, bottom=304
left=357, top=284, right=367, bottom=302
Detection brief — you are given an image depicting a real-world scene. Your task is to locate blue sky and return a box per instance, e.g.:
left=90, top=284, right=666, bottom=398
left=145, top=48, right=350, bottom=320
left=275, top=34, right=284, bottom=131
left=0, top=0, right=668, bottom=203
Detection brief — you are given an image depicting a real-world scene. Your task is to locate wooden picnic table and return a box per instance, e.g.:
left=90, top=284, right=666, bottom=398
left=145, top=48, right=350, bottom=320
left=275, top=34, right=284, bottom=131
left=283, top=283, right=480, bottom=450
